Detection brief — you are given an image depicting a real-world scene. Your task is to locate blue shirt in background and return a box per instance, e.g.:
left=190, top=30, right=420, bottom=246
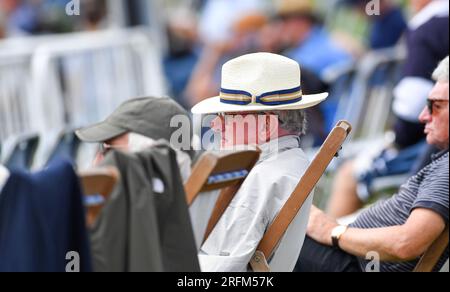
left=286, top=26, right=352, bottom=78
left=370, top=7, right=407, bottom=49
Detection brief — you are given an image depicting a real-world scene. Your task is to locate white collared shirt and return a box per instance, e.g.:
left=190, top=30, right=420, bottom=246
left=409, top=0, right=449, bottom=30
left=0, top=165, right=10, bottom=194
left=193, top=136, right=313, bottom=272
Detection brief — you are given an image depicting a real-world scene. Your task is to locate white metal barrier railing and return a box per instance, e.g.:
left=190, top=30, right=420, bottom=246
left=0, top=37, right=49, bottom=163
left=0, top=28, right=167, bottom=168
left=0, top=56, right=31, bottom=143
left=331, top=46, right=406, bottom=141
left=30, top=28, right=167, bottom=133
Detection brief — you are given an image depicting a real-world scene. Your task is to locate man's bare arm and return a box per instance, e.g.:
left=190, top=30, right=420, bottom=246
left=307, top=206, right=446, bottom=262
left=339, top=208, right=445, bottom=261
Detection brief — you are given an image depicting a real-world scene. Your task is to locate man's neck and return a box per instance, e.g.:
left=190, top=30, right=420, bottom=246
left=267, top=128, right=299, bottom=142
left=258, top=135, right=301, bottom=162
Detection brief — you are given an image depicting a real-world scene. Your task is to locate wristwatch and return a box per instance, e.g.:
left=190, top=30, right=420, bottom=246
left=331, top=225, right=348, bottom=248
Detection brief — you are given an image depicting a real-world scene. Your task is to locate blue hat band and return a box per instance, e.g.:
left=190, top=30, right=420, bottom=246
left=220, top=86, right=302, bottom=106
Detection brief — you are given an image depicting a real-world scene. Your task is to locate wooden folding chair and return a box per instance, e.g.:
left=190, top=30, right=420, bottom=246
left=414, top=226, right=449, bottom=272
left=249, top=120, right=352, bottom=272
left=184, top=146, right=261, bottom=206
left=79, top=166, right=120, bottom=227
left=184, top=146, right=261, bottom=242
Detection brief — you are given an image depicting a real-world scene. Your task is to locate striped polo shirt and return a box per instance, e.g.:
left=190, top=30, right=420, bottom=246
left=351, top=150, right=449, bottom=272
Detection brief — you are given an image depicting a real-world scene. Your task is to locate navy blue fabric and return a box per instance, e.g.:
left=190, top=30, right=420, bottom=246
left=403, top=16, right=449, bottom=80
left=220, top=86, right=302, bottom=106
left=357, top=141, right=427, bottom=200
left=370, top=7, right=407, bottom=49
left=393, top=118, right=426, bottom=149
left=394, top=15, right=449, bottom=148
left=295, top=236, right=362, bottom=272
left=0, top=160, right=92, bottom=272
left=341, top=1, right=406, bottom=49
left=46, top=132, right=81, bottom=166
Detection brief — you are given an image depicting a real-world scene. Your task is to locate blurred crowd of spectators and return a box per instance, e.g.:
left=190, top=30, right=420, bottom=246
left=162, top=0, right=412, bottom=146
left=1, top=0, right=411, bottom=106
left=2, top=0, right=447, bottom=149
left=0, top=0, right=107, bottom=38
left=162, top=0, right=413, bottom=106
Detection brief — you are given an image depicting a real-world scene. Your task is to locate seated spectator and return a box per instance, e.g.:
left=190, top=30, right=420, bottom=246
left=277, top=0, right=352, bottom=78
left=255, top=12, right=332, bottom=146
left=190, top=52, right=328, bottom=272
left=327, top=0, right=449, bottom=218
left=75, top=97, right=193, bottom=182
left=295, top=56, right=449, bottom=272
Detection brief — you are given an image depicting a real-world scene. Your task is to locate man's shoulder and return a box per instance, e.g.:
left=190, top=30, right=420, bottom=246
left=418, top=151, right=449, bottom=183
left=433, top=151, right=449, bottom=173
left=417, top=15, right=449, bottom=31
left=431, top=151, right=449, bottom=169
left=251, top=148, right=310, bottom=178
left=261, top=147, right=308, bottom=164
left=410, top=16, right=449, bottom=42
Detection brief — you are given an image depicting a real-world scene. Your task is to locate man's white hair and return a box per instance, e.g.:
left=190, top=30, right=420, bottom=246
left=433, top=56, right=449, bottom=82
left=272, top=110, right=307, bottom=136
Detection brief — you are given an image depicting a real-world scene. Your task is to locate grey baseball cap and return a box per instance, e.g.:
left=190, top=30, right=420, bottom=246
left=75, top=96, right=192, bottom=144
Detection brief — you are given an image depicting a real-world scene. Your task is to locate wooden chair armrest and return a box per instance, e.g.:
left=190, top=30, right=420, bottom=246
left=249, top=251, right=270, bottom=272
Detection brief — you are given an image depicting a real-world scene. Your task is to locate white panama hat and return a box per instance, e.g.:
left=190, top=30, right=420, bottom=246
left=191, top=52, right=328, bottom=115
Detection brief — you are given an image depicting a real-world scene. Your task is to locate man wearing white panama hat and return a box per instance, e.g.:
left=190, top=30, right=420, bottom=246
left=191, top=52, right=328, bottom=272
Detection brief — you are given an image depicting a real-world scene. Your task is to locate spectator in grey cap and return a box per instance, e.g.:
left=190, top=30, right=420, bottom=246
left=76, top=96, right=193, bottom=181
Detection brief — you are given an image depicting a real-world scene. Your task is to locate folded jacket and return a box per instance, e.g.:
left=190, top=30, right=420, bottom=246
left=90, top=142, right=200, bottom=272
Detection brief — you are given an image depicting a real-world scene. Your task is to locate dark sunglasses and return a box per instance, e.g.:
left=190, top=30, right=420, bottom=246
left=427, top=99, right=449, bottom=115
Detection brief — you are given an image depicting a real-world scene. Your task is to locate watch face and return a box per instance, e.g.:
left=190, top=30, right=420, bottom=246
left=332, top=226, right=347, bottom=248
left=332, top=225, right=347, bottom=238
left=337, top=226, right=347, bottom=235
